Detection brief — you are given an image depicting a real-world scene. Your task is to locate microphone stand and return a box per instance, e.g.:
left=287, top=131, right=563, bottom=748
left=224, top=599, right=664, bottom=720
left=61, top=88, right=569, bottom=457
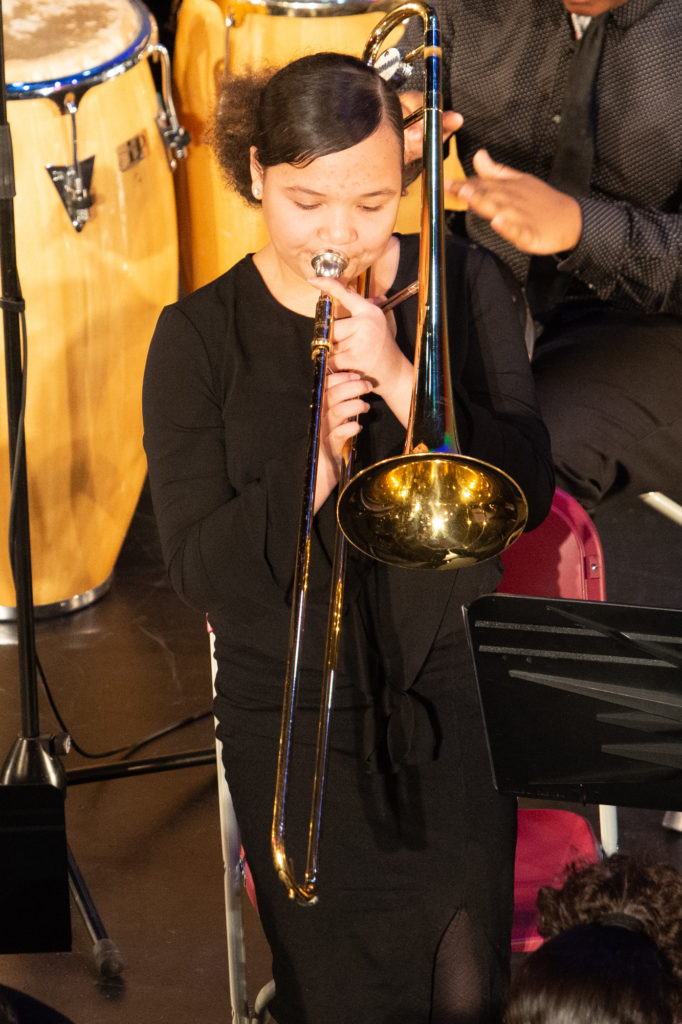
left=0, top=0, right=73, bottom=956
left=0, top=4, right=213, bottom=974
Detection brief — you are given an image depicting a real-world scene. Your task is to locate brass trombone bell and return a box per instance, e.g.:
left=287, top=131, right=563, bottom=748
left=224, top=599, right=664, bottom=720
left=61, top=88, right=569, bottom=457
left=338, top=452, right=528, bottom=569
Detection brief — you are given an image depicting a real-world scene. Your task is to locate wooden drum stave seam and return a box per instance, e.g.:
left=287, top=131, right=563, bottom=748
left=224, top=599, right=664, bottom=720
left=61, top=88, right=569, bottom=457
left=3, top=0, right=180, bottom=614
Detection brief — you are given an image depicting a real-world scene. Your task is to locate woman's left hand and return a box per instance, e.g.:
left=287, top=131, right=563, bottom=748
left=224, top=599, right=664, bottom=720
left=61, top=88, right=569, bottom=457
left=307, top=276, right=413, bottom=425
left=400, top=90, right=463, bottom=165
left=448, top=149, right=583, bottom=255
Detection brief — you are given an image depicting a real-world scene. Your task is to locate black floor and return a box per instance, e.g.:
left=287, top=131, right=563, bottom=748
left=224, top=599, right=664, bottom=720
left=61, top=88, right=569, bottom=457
left=0, top=482, right=680, bottom=1023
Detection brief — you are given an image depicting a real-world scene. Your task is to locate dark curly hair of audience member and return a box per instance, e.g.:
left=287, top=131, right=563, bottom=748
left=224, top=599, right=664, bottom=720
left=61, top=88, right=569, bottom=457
left=204, top=51, right=405, bottom=208
left=504, top=854, right=682, bottom=1024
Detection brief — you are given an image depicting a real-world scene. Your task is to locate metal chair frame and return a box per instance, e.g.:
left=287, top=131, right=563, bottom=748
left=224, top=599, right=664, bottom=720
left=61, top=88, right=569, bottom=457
left=209, top=626, right=274, bottom=1024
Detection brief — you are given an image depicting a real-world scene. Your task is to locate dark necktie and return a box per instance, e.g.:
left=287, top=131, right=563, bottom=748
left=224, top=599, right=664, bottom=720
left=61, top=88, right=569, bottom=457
left=525, top=12, right=608, bottom=319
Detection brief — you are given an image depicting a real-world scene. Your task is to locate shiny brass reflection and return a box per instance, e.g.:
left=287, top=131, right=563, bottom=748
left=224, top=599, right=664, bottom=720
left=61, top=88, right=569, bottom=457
left=338, top=453, right=527, bottom=568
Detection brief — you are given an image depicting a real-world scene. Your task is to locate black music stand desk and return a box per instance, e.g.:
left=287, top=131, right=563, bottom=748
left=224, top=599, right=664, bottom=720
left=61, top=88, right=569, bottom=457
left=464, top=594, right=682, bottom=811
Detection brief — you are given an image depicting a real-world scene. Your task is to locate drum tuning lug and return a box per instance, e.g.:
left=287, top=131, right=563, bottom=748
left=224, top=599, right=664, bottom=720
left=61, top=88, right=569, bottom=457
left=46, top=159, right=95, bottom=232
left=150, top=43, right=191, bottom=170
left=156, top=116, right=191, bottom=170
left=45, top=97, right=95, bottom=230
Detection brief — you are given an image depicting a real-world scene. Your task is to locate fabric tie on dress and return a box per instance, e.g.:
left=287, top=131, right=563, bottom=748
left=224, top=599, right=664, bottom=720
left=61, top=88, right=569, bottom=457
left=384, top=688, right=416, bottom=770
left=525, top=12, right=608, bottom=319
left=386, top=684, right=441, bottom=771
left=365, top=684, right=439, bottom=774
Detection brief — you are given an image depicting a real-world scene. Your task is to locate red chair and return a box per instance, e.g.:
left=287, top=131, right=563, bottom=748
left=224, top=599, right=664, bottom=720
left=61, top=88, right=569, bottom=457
left=509, top=808, right=600, bottom=953
left=498, top=488, right=612, bottom=953
left=499, top=487, right=605, bottom=602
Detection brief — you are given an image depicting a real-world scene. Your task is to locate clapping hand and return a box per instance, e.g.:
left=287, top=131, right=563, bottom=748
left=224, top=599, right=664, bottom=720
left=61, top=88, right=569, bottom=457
left=447, top=149, right=583, bottom=255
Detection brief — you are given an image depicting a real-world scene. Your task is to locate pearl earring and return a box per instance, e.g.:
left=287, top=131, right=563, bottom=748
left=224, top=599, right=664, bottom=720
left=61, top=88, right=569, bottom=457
left=252, top=184, right=262, bottom=199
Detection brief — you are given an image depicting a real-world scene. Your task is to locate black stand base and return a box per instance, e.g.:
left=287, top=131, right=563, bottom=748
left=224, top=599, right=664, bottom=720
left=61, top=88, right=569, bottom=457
left=0, top=733, right=216, bottom=971
left=64, top=747, right=216, bottom=976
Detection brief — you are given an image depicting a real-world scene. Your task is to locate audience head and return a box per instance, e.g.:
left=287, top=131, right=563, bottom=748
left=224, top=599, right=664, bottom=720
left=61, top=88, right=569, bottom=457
left=504, top=854, right=682, bottom=1024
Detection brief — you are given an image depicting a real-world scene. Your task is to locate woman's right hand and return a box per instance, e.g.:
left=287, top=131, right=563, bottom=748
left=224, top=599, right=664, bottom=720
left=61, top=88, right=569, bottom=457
left=314, top=371, right=373, bottom=511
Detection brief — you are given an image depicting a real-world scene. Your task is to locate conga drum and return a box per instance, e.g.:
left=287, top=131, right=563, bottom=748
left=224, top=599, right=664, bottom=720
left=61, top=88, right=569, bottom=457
left=172, top=0, right=464, bottom=295
left=2, top=0, right=183, bottom=615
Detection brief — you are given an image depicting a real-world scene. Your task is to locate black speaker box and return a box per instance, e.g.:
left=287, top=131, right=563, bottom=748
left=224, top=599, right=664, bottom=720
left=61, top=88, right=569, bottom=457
left=0, top=785, right=71, bottom=953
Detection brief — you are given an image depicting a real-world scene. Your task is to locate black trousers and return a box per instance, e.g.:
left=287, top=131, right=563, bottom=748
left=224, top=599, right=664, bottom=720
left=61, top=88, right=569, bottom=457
left=531, top=304, right=682, bottom=510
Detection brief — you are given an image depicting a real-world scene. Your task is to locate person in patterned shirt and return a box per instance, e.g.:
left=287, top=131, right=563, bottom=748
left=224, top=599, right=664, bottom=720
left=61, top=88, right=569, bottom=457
left=405, top=0, right=682, bottom=512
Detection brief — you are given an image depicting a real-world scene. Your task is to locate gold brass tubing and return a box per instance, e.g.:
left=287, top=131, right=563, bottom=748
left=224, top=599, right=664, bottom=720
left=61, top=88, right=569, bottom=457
left=378, top=278, right=419, bottom=313
left=271, top=250, right=348, bottom=906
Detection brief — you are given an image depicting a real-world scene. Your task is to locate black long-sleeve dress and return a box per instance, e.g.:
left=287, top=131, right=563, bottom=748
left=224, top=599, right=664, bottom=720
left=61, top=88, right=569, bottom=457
left=143, top=232, right=554, bottom=1024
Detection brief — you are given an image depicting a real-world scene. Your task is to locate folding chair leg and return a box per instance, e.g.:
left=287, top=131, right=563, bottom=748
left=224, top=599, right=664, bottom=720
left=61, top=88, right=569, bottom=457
left=215, top=749, right=253, bottom=1024
left=216, top=740, right=275, bottom=1023
left=599, top=805, right=618, bottom=855
left=637, top=494, right=682, bottom=839
left=639, top=491, right=682, bottom=527
left=210, top=625, right=274, bottom=1024
left=254, top=981, right=276, bottom=1021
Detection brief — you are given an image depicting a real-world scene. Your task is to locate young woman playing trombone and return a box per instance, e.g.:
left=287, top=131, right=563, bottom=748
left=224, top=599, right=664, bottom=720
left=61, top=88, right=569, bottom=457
left=143, top=45, right=554, bottom=1024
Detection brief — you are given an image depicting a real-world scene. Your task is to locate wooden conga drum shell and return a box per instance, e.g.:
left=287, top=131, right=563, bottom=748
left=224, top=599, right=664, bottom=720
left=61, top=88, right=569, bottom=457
left=173, top=0, right=464, bottom=295
left=2, top=0, right=180, bottom=614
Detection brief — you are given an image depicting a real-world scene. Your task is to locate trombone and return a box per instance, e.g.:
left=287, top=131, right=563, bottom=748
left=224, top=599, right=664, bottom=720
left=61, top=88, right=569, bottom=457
left=271, top=249, right=352, bottom=905
left=271, top=0, right=529, bottom=905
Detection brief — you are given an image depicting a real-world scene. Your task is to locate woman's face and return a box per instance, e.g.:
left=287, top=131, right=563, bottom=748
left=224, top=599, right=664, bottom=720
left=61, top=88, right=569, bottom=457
left=250, top=118, right=403, bottom=288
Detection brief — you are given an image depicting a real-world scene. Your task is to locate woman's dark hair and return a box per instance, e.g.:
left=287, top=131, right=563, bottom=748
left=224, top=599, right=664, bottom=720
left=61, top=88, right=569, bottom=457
left=206, top=51, right=405, bottom=206
left=504, top=854, right=682, bottom=1024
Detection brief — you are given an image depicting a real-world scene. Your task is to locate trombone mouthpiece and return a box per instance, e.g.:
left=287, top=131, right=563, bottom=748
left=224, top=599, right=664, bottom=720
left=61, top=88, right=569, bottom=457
left=311, top=251, right=347, bottom=280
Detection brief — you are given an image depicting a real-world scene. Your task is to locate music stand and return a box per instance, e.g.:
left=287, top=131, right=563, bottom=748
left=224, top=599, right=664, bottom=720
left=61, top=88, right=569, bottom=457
left=463, top=593, right=682, bottom=811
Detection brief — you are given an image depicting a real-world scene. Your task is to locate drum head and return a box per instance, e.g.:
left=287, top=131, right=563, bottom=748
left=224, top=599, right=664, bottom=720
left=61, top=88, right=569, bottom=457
left=4, top=0, right=150, bottom=88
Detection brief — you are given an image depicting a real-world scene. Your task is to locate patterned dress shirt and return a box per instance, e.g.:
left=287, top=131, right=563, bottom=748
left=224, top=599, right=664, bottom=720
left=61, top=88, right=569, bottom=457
left=431, top=0, right=682, bottom=315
